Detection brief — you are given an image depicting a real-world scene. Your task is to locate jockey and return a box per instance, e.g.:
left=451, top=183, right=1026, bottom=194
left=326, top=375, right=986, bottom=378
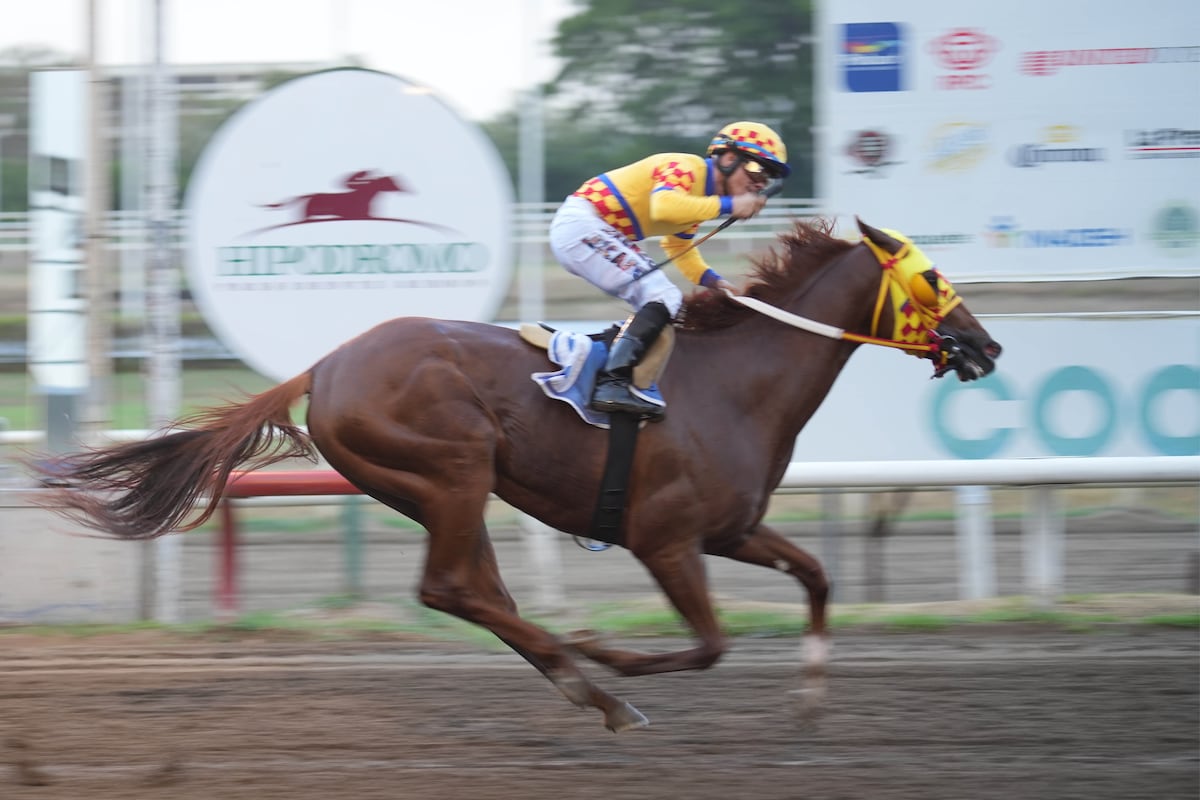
left=549, top=121, right=789, bottom=419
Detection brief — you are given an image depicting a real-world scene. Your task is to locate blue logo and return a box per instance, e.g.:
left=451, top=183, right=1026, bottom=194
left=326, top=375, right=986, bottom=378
left=984, top=217, right=1132, bottom=248
left=841, top=22, right=905, bottom=92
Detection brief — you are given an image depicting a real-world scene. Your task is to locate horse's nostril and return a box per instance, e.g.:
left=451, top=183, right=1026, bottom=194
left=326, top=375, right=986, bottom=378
left=986, top=342, right=1002, bottom=359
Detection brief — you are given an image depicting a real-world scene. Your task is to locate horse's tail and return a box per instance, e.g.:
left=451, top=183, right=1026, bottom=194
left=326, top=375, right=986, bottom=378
left=37, top=373, right=316, bottom=540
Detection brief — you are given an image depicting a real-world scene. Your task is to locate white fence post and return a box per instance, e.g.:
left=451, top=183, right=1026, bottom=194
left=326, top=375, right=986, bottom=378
left=519, top=513, right=565, bottom=614
left=955, top=485, right=995, bottom=600
left=1024, top=486, right=1065, bottom=608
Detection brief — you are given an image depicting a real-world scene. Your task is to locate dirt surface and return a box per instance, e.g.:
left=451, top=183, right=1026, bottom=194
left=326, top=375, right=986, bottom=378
left=4, top=504, right=1197, bottom=798
left=1, top=626, right=1197, bottom=800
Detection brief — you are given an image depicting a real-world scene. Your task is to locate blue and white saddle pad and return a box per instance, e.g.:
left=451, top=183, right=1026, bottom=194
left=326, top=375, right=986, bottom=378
left=531, top=330, right=665, bottom=429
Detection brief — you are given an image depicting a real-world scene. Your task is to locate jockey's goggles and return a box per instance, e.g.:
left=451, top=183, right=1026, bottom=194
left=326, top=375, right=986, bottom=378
left=741, top=156, right=785, bottom=181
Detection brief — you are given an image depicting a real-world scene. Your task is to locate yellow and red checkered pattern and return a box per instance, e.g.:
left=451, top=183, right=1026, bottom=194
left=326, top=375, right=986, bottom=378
left=575, top=178, right=637, bottom=240
left=653, top=161, right=696, bottom=192
left=707, top=121, right=788, bottom=169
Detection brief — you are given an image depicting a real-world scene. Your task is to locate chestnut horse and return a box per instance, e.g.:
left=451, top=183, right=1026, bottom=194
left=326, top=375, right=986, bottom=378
left=36, top=218, right=1001, bottom=732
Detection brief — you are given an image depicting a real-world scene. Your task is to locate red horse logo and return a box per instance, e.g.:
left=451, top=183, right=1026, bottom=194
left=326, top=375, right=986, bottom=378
left=247, top=170, right=457, bottom=236
left=259, top=170, right=406, bottom=223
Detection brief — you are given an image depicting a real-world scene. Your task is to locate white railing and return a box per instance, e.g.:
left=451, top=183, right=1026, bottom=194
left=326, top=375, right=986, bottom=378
left=5, top=439, right=1197, bottom=618
left=0, top=200, right=826, bottom=252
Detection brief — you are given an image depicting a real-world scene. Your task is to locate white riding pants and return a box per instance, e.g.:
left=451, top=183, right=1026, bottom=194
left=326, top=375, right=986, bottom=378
left=548, top=195, right=683, bottom=316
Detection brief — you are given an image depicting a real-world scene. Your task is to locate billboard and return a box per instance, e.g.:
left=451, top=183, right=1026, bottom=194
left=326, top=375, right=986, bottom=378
left=186, top=69, right=514, bottom=382
left=792, top=315, right=1199, bottom=461
left=27, top=70, right=87, bottom=394
left=817, top=0, right=1200, bottom=281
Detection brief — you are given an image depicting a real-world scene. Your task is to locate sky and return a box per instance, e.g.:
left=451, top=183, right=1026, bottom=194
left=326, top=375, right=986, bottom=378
left=1, top=0, right=576, bottom=121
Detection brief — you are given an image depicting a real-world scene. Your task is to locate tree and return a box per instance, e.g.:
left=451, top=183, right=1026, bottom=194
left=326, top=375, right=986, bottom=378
left=545, top=0, right=816, bottom=196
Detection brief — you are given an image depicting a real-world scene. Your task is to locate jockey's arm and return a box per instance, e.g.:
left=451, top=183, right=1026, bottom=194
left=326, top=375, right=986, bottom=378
left=660, top=228, right=730, bottom=290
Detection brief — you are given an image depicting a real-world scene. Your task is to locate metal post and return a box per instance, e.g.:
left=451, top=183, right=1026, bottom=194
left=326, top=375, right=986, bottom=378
left=83, top=0, right=113, bottom=438
left=146, top=0, right=183, bottom=623
left=520, top=513, right=565, bottom=614
left=216, top=499, right=238, bottom=620
left=517, top=0, right=546, bottom=323
left=340, top=496, right=364, bottom=599
left=0, top=117, right=12, bottom=212
left=1023, top=485, right=1064, bottom=608
left=818, top=489, right=842, bottom=598
left=955, top=485, right=995, bottom=599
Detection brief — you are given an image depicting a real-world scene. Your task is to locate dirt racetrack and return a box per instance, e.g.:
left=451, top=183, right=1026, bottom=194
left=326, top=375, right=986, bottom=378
left=2, top=625, right=1197, bottom=800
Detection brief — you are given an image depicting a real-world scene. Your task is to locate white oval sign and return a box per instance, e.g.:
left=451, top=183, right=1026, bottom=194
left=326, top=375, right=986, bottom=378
left=185, top=68, right=513, bottom=381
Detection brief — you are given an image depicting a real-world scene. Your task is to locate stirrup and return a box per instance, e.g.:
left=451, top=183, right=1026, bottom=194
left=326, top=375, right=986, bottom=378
left=589, top=384, right=666, bottom=418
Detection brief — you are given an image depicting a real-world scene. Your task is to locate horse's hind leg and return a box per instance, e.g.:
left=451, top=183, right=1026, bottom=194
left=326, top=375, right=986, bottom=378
left=712, top=524, right=831, bottom=708
left=414, top=496, right=647, bottom=732
left=567, top=546, right=730, bottom=676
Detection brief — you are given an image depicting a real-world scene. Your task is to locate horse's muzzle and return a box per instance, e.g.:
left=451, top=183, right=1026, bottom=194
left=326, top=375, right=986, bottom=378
left=931, top=330, right=1002, bottom=382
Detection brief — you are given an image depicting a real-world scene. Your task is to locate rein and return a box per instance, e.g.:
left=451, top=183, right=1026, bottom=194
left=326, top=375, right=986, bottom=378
left=722, top=237, right=964, bottom=360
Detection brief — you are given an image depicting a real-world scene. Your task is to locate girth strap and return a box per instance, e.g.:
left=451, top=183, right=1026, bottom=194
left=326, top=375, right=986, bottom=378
left=588, top=412, right=641, bottom=545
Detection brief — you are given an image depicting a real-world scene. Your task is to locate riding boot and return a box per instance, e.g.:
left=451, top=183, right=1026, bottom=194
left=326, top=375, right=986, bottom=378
left=590, top=301, right=672, bottom=418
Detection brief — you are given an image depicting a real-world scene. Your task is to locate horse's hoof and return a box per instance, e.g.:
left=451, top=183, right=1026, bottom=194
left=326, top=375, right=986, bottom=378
left=605, top=701, right=649, bottom=733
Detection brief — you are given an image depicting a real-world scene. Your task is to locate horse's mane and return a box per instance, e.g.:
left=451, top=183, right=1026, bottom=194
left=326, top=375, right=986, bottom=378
left=677, top=217, right=857, bottom=332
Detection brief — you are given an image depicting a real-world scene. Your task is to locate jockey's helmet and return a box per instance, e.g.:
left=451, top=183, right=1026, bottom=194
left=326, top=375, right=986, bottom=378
left=707, top=121, right=790, bottom=178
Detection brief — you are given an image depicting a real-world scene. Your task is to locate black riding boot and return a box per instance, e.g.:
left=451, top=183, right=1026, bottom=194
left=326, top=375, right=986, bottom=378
left=590, top=301, right=672, bottom=418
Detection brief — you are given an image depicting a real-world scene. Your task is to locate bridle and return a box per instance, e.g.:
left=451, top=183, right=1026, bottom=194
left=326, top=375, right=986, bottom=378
left=724, top=234, right=967, bottom=373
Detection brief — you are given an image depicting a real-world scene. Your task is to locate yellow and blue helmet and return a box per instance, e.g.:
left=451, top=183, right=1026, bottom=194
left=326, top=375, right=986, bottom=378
left=706, top=121, right=790, bottom=178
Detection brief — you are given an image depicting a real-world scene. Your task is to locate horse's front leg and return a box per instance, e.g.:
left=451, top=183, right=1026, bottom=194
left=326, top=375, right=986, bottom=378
left=416, top=510, right=647, bottom=732
left=711, top=524, right=831, bottom=707
left=567, top=545, right=729, bottom=676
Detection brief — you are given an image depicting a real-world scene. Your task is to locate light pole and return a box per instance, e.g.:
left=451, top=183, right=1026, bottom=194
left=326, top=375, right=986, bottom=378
left=0, top=112, right=16, bottom=214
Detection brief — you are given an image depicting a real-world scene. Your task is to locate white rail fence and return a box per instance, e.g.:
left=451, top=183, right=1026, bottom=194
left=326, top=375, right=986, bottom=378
left=3, top=439, right=1196, bottom=620
left=0, top=200, right=825, bottom=252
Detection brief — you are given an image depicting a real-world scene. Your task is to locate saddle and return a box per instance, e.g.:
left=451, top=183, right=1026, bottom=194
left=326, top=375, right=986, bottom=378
left=519, top=322, right=675, bottom=392
left=519, top=322, right=676, bottom=548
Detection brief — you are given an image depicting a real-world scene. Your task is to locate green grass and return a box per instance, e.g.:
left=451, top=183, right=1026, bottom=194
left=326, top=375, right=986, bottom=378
left=1136, top=613, right=1199, bottom=628
left=2, top=598, right=1195, bottom=642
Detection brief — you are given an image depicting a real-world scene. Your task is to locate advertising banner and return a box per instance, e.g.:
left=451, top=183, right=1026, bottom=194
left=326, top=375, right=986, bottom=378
left=792, top=315, right=1199, bottom=461
left=27, top=69, right=87, bottom=393
left=817, top=0, right=1200, bottom=281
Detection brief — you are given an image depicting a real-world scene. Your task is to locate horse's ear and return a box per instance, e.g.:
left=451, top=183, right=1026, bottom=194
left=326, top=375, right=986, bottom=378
left=856, top=217, right=904, bottom=255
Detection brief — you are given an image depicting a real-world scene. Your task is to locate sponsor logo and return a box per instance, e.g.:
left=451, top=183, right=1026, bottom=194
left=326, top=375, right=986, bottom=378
left=1009, top=125, right=1105, bottom=167
left=1149, top=202, right=1200, bottom=254
left=844, top=129, right=900, bottom=176
left=908, top=233, right=974, bottom=249
left=226, top=168, right=475, bottom=282
left=841, top=22, right=906, bottom=92
left=1020, top=46, right=1200, bottom=76
left=926, top=122, right=988, bottom=172
left=927, top=28, right=998, bottom=90
left=1126, top=128, right=1200, bottom=159
left=185, top=69, right=513, bottom=382
left=984, top=217, right=1132, bottom=248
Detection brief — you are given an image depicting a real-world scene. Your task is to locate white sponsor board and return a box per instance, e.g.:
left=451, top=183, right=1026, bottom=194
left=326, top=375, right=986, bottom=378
left=817, top=0, right=1200, bottom=280
left=186, top=69, right=513, bottom=382
left=27, top=70, right=87, bottom=392
left=792, top=314, right=1200, bottom=461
